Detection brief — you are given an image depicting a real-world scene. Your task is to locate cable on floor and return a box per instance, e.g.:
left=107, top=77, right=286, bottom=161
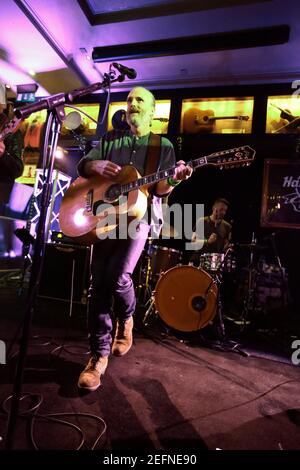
left=1, top=393, right=107, bottom=450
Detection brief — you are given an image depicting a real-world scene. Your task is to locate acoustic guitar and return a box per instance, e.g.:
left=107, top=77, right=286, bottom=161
left=183, top=108, right=249, bottom=133
left=270, top=103, right=300, bottom=133
left=59, top=146, right=255, bottom=245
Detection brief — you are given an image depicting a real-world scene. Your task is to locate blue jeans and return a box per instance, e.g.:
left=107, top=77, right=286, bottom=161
left=88, top=222, right=150, bottom=357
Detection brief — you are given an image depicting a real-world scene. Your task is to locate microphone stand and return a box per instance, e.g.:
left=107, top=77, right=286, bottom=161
left=5, top=70, right=125, bottom=449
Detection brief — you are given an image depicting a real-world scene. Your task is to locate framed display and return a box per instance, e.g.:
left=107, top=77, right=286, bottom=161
left=16, top=163, right=37, bottom=184
left=107, top=100, right=171, bottom=134
left=61, top=103, right=100, bottom=136
left=261, top=159, right=300, bottom=229
left=14, top=109, right=47, bottom=184
left=266, top=96, right=300, bottom=134
left=20, top=109, right=47, bottom=150
left=180, top=97, right=253, bottom=134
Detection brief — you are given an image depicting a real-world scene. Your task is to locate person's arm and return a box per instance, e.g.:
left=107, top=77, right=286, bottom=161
left=84, top=160, right=121, bottom=178
left=223, top=227, right=232, bottom=251
left=77, top=133, right=121, bottom=179
left=191, top=231, right=217, bottom=247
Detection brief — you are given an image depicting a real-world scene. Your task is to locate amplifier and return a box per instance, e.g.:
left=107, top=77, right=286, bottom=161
left=38, top=243, right=91, bottom=304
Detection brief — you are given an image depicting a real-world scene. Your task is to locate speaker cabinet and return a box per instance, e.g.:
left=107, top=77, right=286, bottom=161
left=39, top=243, right=91, bottom=303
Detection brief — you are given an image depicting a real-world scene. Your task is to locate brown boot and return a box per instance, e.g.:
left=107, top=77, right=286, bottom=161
left=112, top=317, right=134, bottom=357
left=78, top=355, right=108, bottom=391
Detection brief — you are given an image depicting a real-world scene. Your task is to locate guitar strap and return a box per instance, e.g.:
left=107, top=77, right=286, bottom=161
left=144, top=131, right=161, bottom=177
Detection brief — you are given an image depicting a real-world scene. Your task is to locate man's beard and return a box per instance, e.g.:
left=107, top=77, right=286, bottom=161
left=127, top=111, right=150, bottom=128
left=128, top=114, right=141, bottom=127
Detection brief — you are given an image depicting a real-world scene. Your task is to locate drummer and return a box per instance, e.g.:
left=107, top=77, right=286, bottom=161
left=190, top=197, right=232, bottom=265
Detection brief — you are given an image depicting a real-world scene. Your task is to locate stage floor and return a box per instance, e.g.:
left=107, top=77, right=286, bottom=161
left=1, top=284, right=300, bottom=452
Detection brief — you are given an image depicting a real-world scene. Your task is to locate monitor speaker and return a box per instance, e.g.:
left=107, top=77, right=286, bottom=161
left=38, top=243, right=91, bottom=304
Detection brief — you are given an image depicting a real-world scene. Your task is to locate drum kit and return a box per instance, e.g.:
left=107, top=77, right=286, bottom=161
left=135, top=235, right=288, bottom=337
left=135, top=238, right=236, bottom=337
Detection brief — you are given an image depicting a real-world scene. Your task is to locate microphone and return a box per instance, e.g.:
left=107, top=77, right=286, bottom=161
left=112, top=63, right=137, bottom=80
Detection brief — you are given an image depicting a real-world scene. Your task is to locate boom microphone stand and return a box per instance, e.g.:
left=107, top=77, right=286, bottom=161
left=5, top=67, right=129, bottom=449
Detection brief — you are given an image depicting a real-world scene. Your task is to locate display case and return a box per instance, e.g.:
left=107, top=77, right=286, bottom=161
left=266, top=96, right=300, bottom=134
left=61, top=103, right=100, bottom=137
left=180, top=97, right=253, bottom=134
left=16, top=109, right=47, bottom=184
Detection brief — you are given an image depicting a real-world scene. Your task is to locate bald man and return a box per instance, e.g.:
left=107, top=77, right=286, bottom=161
left=77, top=87, right=193, bottom=391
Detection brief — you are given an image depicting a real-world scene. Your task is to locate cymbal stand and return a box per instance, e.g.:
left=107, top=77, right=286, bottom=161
left=142, top=293, right=156, bottom=326
left=136, top=252, right=152, bottom=306
left=269, top=233, right=290, bottom=308
left=206, top=250, right=248, bottom=356
left=135, top=241, right=156, bottom=326
left=240, top=234, right=259, bottom=330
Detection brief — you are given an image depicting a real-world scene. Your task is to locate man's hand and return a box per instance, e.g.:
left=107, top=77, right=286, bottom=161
left=0, top=141, right=5, bottom=158
left=173, top=160, right=193, bottom=181
left=156, top=160, right=193, bottom=196
left=207, top=233, right=217, bottom=244
left=85, top=160, right=122, bottom=178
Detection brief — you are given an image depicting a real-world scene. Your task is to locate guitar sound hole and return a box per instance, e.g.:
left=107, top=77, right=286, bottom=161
left=104, top=184, right=122, bottom=203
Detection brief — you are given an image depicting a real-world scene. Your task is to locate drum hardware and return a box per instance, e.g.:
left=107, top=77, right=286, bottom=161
left=203, top=246, right=236, bottom=340
left=197, top=248, right=247, bottom=354
left=136, top=243, right=183, bottom=314
left=238, top=234, right=266, bottom=329
left=142, top=292, right=156, bottom=326
left=236, top=232, right=290, bottom=329
left=135, top=238, right=153, bottom=307
left=265, top=232, right=291, bottom=307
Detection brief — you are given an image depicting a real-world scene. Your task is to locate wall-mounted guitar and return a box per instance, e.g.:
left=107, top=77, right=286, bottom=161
left=270, top=104, right=300, bottom=133
left=182, top=108, right=249, bottom=133
left=59, top=145, right=255, bottom=245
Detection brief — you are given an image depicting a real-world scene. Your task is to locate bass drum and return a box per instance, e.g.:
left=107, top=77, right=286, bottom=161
left=154, top=265, right=218, bottom=332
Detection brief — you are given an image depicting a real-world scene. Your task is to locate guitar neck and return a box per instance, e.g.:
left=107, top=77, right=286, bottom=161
left=119, top=145, right=254, bottom=195
left=120, top=167, right=176, bottom=193
left=208, top=115, right=249, bottom=122
left=120, top=157, right=209, bottom=193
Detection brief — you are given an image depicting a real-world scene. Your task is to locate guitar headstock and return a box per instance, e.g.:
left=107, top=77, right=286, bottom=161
left=0, top=117, right=22, bottom=141
left=207, top=145, right=256, bottom=169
